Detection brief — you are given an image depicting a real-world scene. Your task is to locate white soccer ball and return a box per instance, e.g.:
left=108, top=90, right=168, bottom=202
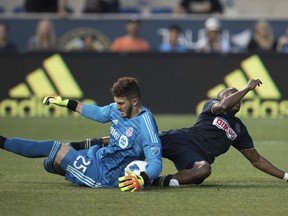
left=124, top=160, right=148, bottom=176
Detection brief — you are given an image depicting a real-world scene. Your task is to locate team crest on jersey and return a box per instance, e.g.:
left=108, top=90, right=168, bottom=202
left=235, top=123, right=241, bottom=133
left=151, top=147, right=160, bottom=156
left=126, top=127, right=134, bottom=137
left=119, top=135, right=129, bottom=149
left=213, top=117, right=237, bottom=140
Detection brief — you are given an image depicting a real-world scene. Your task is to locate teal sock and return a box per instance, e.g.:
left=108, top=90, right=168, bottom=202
left=4, top=138, right=61, bottom=159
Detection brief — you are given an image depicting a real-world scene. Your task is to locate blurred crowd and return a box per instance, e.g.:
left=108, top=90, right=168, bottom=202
left=0, top=0, right=288, bottom=54
left=9, top=0, right=225, bottom=16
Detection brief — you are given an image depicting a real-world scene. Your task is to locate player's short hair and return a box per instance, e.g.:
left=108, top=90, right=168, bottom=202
left=111, top=77, right=141, bottom=99
left=217, top=87, right=238, bottom=100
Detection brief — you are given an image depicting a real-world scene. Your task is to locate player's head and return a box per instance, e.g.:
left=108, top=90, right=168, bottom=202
left=111, top=77, right=142, bottom=118
left=217, top=87, right=241, bottom=114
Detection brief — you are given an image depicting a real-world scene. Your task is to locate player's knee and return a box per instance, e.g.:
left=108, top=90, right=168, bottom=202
left=54, top=144, right=71, bottom=165
left=43, top=158, right=57, bottom=174
left=194, top=161, right=212, bottom=178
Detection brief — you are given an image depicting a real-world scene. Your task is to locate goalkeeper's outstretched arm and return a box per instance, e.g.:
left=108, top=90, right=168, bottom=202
left=43, top=95, right=82, bottom=113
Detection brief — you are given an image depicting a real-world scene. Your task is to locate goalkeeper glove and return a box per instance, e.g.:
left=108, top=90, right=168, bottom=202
left=118, top=170, right=149, bottom=192
left=43, top=95, right=78, bottom=111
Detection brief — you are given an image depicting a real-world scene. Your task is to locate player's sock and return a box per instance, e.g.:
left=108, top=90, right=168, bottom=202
left=3, top=138, right=62, bottom=158
left=68, top=137, right=103, bottom=150
left=152, top=175, right=179, bottom=187
left=0, top=135, right=7, bottom=149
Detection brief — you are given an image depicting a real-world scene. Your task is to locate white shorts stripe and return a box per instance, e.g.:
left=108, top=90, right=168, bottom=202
left=66, top=165, right=96, bottom=186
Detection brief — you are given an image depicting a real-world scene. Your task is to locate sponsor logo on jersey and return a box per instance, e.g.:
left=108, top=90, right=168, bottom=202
left=119, top=135, right=129, bottom=149
left=213, top=117, right=237, bottom=140
left=197, top=55, right=287, bottom=118
left=151, top=146, right=160, bottom=156
left=110, top=126, right=121, bottom=140
left=0, top=54, right=96, bottom=117
left=126, top=127, right=133, bottom=137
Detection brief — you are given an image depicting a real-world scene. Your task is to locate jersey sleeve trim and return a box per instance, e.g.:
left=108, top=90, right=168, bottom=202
left=142, top=113, right=159, bottom=143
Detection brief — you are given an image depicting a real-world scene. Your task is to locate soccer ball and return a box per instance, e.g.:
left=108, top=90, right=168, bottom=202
left=124, top=160, right=148, bottom=176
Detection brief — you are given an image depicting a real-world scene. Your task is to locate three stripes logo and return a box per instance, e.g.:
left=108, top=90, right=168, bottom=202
left=9, top=54, right=83, bottom=99
left=0, top=54, right=94, bottom=117
left=197, top=55, right=286, bottom=118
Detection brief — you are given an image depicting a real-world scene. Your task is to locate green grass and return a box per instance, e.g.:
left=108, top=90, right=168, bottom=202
left=0, top=115, right=288, bottom=216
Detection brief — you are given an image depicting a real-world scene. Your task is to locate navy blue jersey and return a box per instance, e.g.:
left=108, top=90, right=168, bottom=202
left=161, top=99, right=254, bottom=167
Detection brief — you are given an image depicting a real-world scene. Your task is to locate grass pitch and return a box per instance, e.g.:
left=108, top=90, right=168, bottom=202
left=0, top=115, right=288, bottom=216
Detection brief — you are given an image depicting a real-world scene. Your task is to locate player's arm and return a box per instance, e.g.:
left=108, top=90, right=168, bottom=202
left=242, top=148, right=288, bottom=182
left=211, top=79, right=262, bottom=114
left=43, top=95, right=112, bottom=122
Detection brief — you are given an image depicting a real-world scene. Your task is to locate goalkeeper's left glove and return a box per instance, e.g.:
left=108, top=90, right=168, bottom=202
left=118, top=171, right=149, bottom=192
left=42, top=94, right=78, bottom=111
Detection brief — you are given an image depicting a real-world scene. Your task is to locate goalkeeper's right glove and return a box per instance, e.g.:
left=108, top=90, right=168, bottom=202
left=118, top=170, right=149, bottom=192
left=43, top=95, right=78, bottom=111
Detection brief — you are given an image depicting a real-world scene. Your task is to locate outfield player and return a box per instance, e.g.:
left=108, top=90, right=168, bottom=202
left=156, top=78, right=288, bottom=186
left=0, top=77, right=162, bottom=191
left=69, top=79, right=288, bottom=186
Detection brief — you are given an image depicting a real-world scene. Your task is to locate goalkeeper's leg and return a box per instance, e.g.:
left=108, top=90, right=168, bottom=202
left=0, top=135, right=67, bottom=176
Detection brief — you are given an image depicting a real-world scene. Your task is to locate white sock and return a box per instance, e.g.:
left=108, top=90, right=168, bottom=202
left=169, top=179, right=180, bottom=186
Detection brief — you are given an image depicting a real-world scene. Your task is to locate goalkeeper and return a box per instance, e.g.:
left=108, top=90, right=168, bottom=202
left=0, top=77, right=162, bottom=192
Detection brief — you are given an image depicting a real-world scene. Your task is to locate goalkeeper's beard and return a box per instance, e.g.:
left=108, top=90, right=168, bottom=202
left=123, top=104, right=133, bottom=118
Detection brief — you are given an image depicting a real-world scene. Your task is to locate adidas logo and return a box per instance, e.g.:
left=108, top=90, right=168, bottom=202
left=9, top=54, right=83, bottom=99
left=112, top=119, right=119, bottom=125
left=197, top=55, right=287, bottom=118
left=0, top=54, right=95, bottom=117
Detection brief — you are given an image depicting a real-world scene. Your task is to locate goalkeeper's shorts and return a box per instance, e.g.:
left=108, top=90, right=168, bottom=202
left=59, top=148, right=103, bottom=188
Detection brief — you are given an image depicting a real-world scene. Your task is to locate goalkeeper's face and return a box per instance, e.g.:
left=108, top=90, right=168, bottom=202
left=114, top=96, right=134, bottom=118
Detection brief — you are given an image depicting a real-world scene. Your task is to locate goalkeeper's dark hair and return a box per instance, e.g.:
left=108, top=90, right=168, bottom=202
left=111, top=77, right=141, bottom=99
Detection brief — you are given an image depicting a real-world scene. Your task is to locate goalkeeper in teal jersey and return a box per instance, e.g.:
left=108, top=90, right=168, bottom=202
left=0, top=77, right=162, bottom=192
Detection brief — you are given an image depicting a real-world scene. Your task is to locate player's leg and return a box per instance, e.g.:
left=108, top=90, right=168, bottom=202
left=0, top=135, right=67, bottom=176
left=156, top=130, right=211, bottom=186
left=153, top=160, right=211, bottom=187
left=68, top=136, right=109, bottom=150
left=171, top=161, right=211, bottom=184
left=53, top=145, right=101, bottom=187
left=0, top=135, right=61, bottom=159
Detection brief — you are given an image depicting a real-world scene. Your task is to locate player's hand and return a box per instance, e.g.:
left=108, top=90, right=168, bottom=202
left=42, top=95, right=69, bottom=107
left=118, top=171, right=145, bottom=192
left=247, top=79, right=262, bottom=91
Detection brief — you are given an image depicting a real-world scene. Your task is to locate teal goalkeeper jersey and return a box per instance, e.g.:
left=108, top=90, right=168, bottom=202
left=81, top=103, right=162, bottom=187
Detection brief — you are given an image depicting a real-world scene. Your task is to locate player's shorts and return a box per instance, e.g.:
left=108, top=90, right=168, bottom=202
left=59, top=146, right=102, bottom=188
left=160, top=129, right=211, bottom=171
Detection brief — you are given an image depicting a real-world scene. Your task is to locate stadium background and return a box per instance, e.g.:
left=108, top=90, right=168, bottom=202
left=1, top=0, right=288, bottom=118
left=1, top=2, right=288, bottom=216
